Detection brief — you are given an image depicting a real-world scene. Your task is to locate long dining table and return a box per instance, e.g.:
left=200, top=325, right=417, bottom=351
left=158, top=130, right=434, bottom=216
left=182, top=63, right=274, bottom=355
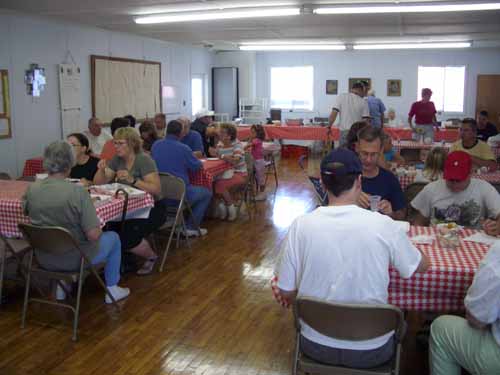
left=236, top=125, right=338, bottom=141
left=271, top=225, right=494, bottom=312
left=0, top=180, right=155, bottom=238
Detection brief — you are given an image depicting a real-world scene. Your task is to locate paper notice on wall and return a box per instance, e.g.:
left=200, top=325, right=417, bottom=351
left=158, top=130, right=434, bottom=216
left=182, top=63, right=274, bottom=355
left=58, top=64, right=81, bottom=110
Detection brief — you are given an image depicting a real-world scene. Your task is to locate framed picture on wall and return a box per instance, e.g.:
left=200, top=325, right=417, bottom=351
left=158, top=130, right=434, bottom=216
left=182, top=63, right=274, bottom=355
left=387, top=79, right=402, bottom=96
left=349, top=78, right=371, bottom=90
left=325, top=80, right=338, bottom=95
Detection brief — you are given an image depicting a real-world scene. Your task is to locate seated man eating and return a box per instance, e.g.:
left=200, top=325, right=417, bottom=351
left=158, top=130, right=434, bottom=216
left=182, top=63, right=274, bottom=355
left=276, top=149, right=429, bottom=369
left=411, top=151, right=500, bottom=235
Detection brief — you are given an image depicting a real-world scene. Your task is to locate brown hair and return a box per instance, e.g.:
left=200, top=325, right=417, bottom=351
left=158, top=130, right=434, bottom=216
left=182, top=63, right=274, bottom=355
left=114, top=127, right=142, bottom=154
left=220, top=123, right=237, bottom=141
left=357, top=125, right=383, bottom=147
left=67, top=133, right=91, bottom=155
left=251, top=124, right=265, bottom=140
left=346, top=121, right=370, bottom=151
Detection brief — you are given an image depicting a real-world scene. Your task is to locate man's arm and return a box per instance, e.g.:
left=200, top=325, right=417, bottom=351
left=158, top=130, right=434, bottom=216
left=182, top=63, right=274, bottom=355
left=412, top=210, right=430, bottom=226
left=329, top=109, right=338, bottom=126
left=416, top=250, right=430, bottom=273
left=408, top=116, right=414, bottom=129
left=278, top=289, right=297, bottom=305
left=391, top=208, right=406, bottom=221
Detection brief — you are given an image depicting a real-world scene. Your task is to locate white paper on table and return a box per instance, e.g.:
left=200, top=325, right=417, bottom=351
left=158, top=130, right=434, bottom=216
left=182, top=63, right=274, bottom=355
left=463, top=232, right=500, bottom=246
left=410, top=235, right=435, bottom=245
left=394, top=220, right=410, bottom=233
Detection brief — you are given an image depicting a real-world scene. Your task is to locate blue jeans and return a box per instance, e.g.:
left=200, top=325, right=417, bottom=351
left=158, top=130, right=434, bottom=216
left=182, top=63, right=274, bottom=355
left=186, top=185, right=212, bottom=229
left=91, top=231, right=121, bottom=287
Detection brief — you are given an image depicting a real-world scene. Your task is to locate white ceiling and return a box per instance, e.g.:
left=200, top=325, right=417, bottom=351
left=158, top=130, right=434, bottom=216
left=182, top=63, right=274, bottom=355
left=2, top=0, right=500, bottom=50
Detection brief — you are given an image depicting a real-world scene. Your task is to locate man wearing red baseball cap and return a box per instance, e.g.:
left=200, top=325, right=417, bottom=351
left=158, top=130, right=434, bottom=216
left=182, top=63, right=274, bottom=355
left=411, top=151, right=500, bottom=235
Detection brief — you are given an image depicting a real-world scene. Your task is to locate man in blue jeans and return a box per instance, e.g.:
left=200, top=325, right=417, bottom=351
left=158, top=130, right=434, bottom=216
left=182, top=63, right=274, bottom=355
left=152, top=120, right=212, bottom=237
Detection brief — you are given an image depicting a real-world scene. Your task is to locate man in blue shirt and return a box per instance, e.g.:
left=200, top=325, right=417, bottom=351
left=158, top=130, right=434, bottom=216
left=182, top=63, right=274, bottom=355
left=366, top=90, right=386, bottom=128
left=355, top=126, right=406, bottom=220
left=152, top=120, right=212, bottom=237
left=178, top=116, right=205, bottom=157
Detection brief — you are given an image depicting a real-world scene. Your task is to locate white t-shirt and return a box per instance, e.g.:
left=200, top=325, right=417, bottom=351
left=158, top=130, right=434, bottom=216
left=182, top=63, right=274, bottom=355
left=487, top=134, right=500, bottom=148
left=333, top=93, right=370, bottom=131
left=276, top=205, right=422, bottom=350
left=465, top=242, right=500, bottom=347
left=83, top=129, right=112, bottom=155
left=411, top=178, right=500, bottom=228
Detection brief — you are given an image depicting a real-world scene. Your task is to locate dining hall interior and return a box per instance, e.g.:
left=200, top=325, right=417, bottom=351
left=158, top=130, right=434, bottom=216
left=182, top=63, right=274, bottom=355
left=1, top=0, right=500, bottom=374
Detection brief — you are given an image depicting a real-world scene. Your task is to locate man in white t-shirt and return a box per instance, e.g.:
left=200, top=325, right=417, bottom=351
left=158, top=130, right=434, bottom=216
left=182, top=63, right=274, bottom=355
left=276, top=148, right=429, bottom=369
left=411, top=151, right=500, bottom=234
left=83, top=117, right=112, bottom=156
left=329, top=82, right=370, bottom=146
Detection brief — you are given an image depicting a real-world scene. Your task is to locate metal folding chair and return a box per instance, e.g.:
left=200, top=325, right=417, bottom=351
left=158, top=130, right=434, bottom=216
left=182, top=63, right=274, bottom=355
left=0, top=236, right=31, bottom=305
left=18, top=223, right=120, bottom=341
left=293, top=297, right=406, bottom=375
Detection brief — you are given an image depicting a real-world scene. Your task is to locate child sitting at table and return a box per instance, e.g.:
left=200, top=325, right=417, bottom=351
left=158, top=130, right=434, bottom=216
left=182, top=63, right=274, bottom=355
left=244, top=125, right=267, bottom=201
left=415, top=147, right=448, bottom=183
left=213, top=123, right=247, bottom=221
left=381, top=134, right=405, bottom=169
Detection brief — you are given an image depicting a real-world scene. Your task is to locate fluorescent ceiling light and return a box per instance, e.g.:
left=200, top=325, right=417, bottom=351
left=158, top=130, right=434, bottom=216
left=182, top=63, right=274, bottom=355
left=135, top=7, right=300, bottom=24
left=314, top=2, right=500, bottom=15
left=134, top=2, right=296, bottom=15
left=240, top=40, right=342, bottom=45
left=353, top=42, right=472, bottom=50
left=240, top=44, right=346, bottom=51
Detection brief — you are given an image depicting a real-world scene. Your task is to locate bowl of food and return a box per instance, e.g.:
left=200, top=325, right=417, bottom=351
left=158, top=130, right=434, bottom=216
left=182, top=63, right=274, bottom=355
left=436, top=222, right=461, bottom=248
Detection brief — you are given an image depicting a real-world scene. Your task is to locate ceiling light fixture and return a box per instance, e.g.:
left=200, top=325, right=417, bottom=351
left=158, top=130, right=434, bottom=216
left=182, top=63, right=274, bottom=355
left=239, top=44, right=346, bottom=51
left=135, top=7, right=300, bottom=24
left=353, top=42, right=472, bottom=50
left=314, top=2, right=500, bottom=15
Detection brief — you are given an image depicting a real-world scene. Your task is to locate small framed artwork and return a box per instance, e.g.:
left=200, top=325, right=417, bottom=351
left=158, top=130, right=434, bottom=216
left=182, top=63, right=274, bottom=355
left=325, top=80, right=338, bottom=95
left=387, top=79, right=402, bottom=97
left=349, top=78, right=371, bottom=90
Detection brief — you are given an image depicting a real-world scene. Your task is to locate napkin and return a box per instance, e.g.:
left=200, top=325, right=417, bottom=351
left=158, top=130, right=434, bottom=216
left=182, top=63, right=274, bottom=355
left=463, top=232, right=499, bottom=246
left=410, top=235, right=435, bottom=245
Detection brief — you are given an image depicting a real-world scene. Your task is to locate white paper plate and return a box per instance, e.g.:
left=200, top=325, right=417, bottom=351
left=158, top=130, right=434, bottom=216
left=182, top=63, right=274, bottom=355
left=206, top=157, right=219, bottom=161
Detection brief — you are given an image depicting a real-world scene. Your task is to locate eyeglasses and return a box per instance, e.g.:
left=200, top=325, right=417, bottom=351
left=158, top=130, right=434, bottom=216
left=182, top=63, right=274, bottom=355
left=69, top=144, right=82, bottom=148
left=113, top=141, right=128, bottom=147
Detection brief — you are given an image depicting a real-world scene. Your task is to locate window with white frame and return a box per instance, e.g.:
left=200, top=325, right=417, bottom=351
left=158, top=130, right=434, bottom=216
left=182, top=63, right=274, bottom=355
left=270, top=66, right=314, bottom=110
left=417, top=66, right=466, bottom=113
left=191, top=75, right=206, bottom=116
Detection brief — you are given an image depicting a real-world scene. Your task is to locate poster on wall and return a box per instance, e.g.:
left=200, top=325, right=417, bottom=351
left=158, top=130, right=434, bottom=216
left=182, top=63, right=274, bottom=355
left=58, top=64, right=83, bottom=137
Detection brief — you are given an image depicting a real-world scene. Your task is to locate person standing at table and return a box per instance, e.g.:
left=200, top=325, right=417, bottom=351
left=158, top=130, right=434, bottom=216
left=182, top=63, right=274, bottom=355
left=178, top=116, right=204, bottom=158
left=152, top=120, right=211, bottom=237
left=450, top=118, right=497, bottom=171
left=23, top=141, right=130, bottom=303
left=329, top=82, right=371, bottom=146
left=430, top=241, right=500, bottom=375
left=191, top=109, right=218, bottom=156
left=83, top=117, right=112, bottom=156
left=476, top=110, right=498, bottom=142
left=411, top=151, right=500, bottom=235
left=366, top=89, right=386, bottom=129
left=354, top=126, right=407, bottom=220
left=408, top=88, right=437, bottom=141
left=276, top=148, right=429, bottom=370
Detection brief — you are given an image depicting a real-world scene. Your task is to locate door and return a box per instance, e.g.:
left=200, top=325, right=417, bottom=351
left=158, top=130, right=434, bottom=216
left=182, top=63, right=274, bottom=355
left=476, top=75, right=500, bottom=130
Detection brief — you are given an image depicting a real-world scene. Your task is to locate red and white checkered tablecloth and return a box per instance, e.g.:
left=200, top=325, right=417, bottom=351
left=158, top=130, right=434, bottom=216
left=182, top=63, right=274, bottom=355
left=189, top=159, right=233, bottom=190
left=237, top=125, right=336, bottom=141
left=383, top=128, right=460, bottom=142
left=22, top=157, right=44, bottom=177
left=398, top=171, right=500, bottom=190
left=271, top=226, right=491, bottom=312
left=0, top=180, right=154, bottom=238
left=394, top=141, right=452, bottom=153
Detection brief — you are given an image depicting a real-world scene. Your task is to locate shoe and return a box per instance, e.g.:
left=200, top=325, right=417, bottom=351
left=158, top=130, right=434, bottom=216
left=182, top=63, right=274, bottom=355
left=136, top=256, right=158, bottom=275
left=255, top=192, right=267, bottom=201
left=217, top=202, right=227, bottom=220
left=105, top=285, right=130, bottom=304
left=227, top=204, right=237, bottom=221
left=56, top=281, right=71, bottom=300
left=185, top=228, right=208, bottom=237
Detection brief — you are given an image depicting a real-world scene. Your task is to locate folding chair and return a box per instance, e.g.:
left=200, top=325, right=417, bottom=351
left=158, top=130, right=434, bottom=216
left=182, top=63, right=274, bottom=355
left=156, top=172, right=198, bottom=272
left=0, top=236, right=31, bottom=305
left=234, top=152, right=256, bottom=219
left=264, top=153, right=279, bottom=188
left=298, top=155, right=329, bottom=207
left=293, top=297, right=406, bottom=375
left=18, top=223, right=120, bottom=341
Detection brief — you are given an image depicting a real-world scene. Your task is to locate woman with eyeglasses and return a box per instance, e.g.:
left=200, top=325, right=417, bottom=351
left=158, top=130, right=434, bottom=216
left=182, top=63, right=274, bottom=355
left=94, top=127, right=165, bottom=275
left=67, top=133, right=99, bottom=186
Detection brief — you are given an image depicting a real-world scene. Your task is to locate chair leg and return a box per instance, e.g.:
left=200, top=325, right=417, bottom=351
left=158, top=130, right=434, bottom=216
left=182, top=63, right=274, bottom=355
left=88, top=265, right=119, bottom=311
left=72, top=268, right=85, bottom=342
left=159, top=216, right=180, bottom=273
left=181, top=217, right=192, bottom=249
left=292, top=332, right=300, bottom=375
left=21, top=252, right=34, bottom=329
left=272, top=157, right=278, bottom=188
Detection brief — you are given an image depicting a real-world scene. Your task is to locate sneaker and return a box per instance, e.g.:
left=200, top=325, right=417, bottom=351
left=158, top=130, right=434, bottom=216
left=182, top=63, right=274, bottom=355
left=217, top=202, right=227, bottom=220
left=185, top=228, right=208, bottom=237
left=56, top=281, right=71, bottom=301
left=227, top=204, right=237, bottom=221
left=255, top=192, right=267, bottom=201
left=136, top=256, right=158, bottom=275
left=105, top=285, right=130, bottom=304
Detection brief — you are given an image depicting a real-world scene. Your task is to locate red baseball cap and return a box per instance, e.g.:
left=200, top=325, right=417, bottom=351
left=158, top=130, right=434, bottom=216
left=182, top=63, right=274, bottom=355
left=443, top=151, right=472, bottom=181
